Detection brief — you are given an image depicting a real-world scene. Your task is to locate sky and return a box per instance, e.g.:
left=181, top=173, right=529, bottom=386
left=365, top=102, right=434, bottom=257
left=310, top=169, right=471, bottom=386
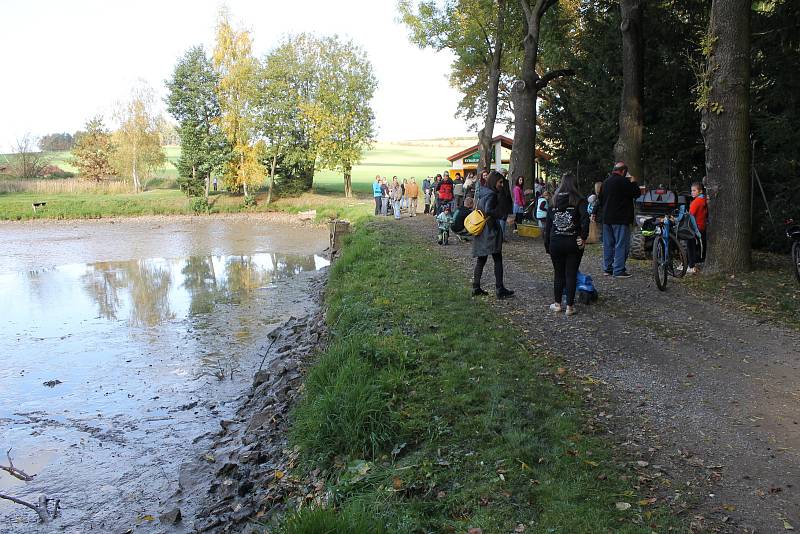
left=0, top=0, right=477, bottom=152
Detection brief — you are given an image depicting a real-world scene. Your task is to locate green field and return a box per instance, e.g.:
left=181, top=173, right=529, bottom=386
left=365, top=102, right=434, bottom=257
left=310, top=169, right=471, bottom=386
left=314, top=142, right=462, bottom=193
left=0, top=141, right=470, bottom=220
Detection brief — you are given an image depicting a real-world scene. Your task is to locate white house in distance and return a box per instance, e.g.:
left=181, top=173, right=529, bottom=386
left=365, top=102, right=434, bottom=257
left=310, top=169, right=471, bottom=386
left=446, top=135, right=551, bottom=179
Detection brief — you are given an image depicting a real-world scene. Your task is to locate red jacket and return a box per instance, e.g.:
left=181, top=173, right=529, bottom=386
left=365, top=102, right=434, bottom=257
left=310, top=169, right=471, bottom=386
left=690, top=195, right=708, bottom=232
left=437, top=179, right=454, bottom=201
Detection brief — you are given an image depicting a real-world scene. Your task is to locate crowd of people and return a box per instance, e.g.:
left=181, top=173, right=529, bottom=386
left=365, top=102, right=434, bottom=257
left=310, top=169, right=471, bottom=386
left=372, top=161, right=709, bottom=314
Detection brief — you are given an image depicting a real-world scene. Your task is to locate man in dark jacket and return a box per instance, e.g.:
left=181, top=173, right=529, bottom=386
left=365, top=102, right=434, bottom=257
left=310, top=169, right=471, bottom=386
left=597, top=161, right=641, bottom=277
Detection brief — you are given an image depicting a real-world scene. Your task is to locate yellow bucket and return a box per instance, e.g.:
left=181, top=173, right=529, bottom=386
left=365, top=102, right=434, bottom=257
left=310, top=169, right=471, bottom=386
left=517, top=224, right=542, bottom=238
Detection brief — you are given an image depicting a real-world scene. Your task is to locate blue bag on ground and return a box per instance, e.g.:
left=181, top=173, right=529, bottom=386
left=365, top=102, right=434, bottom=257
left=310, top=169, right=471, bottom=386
left=576, top=271, right=598, bottom=304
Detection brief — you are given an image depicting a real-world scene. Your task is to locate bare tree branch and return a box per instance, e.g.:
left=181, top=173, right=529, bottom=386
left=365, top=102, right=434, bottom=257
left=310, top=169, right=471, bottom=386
left=1, top=448, right=35, bottom=481
left=535, top=68, right=576, bottom=90
left=0, top=493, right=58, bottom=523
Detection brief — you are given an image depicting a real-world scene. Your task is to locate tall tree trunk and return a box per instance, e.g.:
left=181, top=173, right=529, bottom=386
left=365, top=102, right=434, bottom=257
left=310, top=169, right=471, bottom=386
left=479, top=0, right=507, bottom=171
left=266, top=154, right=277, bottom=205
left=613, top=0, right=644, bottom=179
left=511, top=1, right=544, bottom=191
left=701, top=0, right=751, bottom=273
left=343, top=163, right=353, bottom=198
left=132, top=155, right=140, bottom=193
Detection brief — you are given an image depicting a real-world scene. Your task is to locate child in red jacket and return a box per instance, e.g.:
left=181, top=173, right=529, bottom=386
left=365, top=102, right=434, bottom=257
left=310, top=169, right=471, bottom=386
left=688, top=182, right=708, bottom=273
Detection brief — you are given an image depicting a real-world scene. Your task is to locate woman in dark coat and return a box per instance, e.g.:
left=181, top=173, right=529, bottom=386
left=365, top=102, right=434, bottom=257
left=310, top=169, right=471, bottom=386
left=495, top=176, right=513, bottom=240
left=544, top=172, right=590, bottom=316
left=472, top=171, right=515, bottom=299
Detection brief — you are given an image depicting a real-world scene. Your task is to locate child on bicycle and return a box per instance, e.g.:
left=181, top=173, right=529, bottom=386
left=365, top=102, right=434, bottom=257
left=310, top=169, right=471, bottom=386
left=436, top=204, right=454, bottom=245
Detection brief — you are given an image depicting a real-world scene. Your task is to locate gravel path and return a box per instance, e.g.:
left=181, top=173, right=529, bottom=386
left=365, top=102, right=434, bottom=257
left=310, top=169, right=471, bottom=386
left=401, top=214, right=800, bottom=533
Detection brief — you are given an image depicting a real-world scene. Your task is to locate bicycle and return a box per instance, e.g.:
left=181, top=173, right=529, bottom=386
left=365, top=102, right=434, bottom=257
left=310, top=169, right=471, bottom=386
left=652, top=211, right=688, bottom=291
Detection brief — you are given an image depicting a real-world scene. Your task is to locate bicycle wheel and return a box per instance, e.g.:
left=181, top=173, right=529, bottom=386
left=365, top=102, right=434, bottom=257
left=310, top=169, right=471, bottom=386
left=793, top=241, right=800, bottom=284
left=652, top=237, right=668, bottom=291
left=671, top=237, right=688, bottom=278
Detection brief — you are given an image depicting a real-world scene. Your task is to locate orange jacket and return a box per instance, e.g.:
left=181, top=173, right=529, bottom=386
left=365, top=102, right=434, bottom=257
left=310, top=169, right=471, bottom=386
left=405, top=182, right=419, bottom=198
left=690, top=195, right=708, bottom=232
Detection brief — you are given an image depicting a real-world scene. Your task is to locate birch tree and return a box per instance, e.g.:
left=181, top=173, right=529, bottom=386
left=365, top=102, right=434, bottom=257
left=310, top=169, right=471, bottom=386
left=113, top=86, right=165, bottom=193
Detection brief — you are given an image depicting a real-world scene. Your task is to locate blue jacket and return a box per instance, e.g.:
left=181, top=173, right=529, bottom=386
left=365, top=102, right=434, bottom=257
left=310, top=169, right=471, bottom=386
left=372, top=181, right=382, bottom=197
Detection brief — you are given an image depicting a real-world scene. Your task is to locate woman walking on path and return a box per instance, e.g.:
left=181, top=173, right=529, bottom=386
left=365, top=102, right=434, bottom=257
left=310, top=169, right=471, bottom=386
left=544, top=172, right=590, bottom=316
left=472, top=171, right=515, bottom=299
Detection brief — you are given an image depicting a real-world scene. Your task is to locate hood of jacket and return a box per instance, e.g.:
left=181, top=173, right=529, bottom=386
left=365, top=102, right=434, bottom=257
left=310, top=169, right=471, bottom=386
left=477, top=182, right=497, bottom=205
left=554, top=192, right=572, bottom=210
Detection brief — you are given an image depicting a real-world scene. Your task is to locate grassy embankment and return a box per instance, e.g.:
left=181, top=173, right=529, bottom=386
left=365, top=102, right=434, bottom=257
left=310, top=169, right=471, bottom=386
left=0, top=142, right=458, bottom=221
left=276, top=222, right=683, bottom=533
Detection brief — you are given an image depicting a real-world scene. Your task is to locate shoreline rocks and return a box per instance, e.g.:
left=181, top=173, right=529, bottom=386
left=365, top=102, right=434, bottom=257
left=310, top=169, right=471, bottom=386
left=177, top=277, right=329, bottom=533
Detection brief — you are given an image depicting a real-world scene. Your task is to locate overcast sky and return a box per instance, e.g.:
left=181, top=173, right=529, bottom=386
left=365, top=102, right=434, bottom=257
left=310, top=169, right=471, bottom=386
left=0, top=0, right=476, bottom=151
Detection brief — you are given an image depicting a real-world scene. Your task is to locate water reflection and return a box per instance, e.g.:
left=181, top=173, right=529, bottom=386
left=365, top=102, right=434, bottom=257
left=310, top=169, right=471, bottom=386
left=76, top=253, right=325, bottom=328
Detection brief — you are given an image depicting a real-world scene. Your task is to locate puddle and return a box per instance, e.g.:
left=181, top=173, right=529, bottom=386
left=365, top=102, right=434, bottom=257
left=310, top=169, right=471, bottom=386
left=0, top=218, right=329, bottom=532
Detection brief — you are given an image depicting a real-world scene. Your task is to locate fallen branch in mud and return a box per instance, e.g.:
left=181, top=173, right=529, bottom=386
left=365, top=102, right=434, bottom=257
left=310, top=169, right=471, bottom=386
left=0, top=493, right=59, bottom=523
left=1, top=448, right=35, bottom=481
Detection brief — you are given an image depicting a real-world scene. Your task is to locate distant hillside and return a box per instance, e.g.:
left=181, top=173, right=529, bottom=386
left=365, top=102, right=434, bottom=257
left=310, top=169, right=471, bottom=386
left=383, top=137, right=476, bottom=148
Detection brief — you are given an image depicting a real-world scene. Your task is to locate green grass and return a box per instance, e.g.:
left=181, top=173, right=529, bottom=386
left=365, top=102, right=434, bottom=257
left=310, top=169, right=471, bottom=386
left=314, top=142, right=460, bottom=194
left=277, top=222, right=683, bottom=533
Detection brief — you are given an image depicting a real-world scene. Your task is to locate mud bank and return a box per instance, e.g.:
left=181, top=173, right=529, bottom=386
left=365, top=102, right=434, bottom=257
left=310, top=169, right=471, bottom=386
left=170, top=278, right=329, bottom=533
left=0, top=217, right=331, bottom=532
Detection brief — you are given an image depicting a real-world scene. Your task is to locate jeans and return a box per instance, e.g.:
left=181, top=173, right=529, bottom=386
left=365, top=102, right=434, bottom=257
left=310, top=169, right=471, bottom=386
left=374, top=196, right=381, bottom=215
left=393, top=200, right=401, bottom=219
left=381, top=197, right=388, bottom=216
left=551, top=245, right=583, bottom=306
left=498, top=218, right=507, bottom=238
left=473, top=253, right=504, bottom=289
left=602, top=224, right=631, bottom=275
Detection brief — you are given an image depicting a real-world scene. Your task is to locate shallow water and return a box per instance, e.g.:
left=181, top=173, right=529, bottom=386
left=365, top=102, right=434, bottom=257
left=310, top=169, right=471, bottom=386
left=0, top=217, right=329, bottom=532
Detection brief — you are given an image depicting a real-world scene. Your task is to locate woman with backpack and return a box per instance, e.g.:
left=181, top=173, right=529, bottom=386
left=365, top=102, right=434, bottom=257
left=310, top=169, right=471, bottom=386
left=544, top=172, right=590, bottom=316
left=472, top=171, right=515, bottom=299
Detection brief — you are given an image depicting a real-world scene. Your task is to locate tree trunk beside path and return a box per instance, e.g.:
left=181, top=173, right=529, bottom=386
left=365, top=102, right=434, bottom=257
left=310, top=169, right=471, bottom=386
left=479, top=0, right=506, bottom=172
left=701, top=0, right=752, bottom=273
left=614, top=0, right=644, bottom=179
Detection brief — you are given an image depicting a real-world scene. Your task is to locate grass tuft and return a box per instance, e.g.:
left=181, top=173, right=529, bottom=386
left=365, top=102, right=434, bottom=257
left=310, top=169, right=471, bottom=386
left=278, top=504, right=387, bottom=534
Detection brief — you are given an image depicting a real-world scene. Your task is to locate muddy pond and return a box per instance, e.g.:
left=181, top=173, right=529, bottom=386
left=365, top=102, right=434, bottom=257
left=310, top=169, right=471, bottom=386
left=0, top=215, right=330, bottom=533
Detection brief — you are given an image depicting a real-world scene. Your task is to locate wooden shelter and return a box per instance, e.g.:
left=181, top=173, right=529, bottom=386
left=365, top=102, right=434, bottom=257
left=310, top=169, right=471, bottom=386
left=446, top=135, right=551, bottom=178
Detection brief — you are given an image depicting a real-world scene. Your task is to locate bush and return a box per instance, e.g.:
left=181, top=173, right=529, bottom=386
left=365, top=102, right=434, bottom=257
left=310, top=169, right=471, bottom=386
left=47, top=170, right=76, bottom=179
left=189, top=196, right=210, bottom=214
left=241, top=194, right=257, bottom=208
left=290, top=345, right=397, bottom=463
left=279, top=504, right=386, bottom=534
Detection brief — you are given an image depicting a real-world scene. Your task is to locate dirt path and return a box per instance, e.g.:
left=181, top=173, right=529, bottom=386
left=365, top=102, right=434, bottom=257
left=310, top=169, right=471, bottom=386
left=401, top=214, right=800, bottom=533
